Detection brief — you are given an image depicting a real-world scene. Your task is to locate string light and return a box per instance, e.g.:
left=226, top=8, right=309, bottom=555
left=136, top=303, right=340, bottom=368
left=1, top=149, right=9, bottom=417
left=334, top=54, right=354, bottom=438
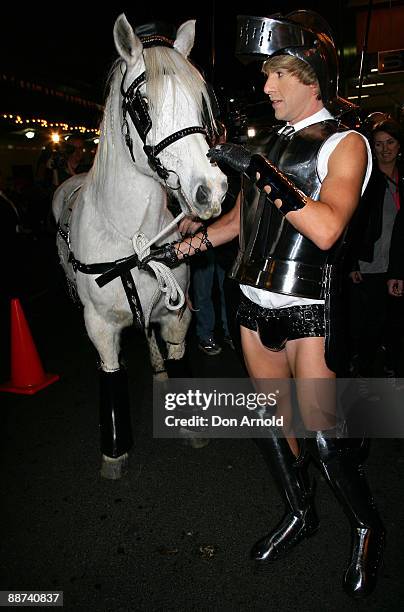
left=1, top=112, right=100, bottom=135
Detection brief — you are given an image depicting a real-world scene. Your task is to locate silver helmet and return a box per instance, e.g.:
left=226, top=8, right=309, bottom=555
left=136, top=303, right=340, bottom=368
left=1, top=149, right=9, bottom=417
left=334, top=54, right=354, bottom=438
left=236, top=10, right=341, bottom=109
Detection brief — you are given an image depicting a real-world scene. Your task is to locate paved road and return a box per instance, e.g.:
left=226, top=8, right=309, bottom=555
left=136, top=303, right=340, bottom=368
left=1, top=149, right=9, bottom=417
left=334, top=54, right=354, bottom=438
left=1, top=240, right=403, bottom=612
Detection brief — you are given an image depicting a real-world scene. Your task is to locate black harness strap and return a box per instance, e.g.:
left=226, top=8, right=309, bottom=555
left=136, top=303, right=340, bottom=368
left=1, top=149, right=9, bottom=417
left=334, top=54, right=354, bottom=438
left=147, top=126, right=207, bottom=156
left=68, top=251, right=139, bottom=275
left=58, top=225, right=144, bottom=329
left=94, top=253, right=139, bottom=287
left=121, top=271, right=145, bottom=328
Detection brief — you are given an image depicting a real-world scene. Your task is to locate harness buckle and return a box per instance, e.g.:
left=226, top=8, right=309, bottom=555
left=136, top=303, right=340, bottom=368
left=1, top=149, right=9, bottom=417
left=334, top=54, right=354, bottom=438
left=68, top=252, right=78, bottom=273
left=144, top=145, right=169, bottom=180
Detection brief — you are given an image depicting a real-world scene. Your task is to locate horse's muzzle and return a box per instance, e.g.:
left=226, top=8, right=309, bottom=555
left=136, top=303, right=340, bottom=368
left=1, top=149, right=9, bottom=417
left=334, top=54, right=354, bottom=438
left=195, top=184, right=212, bottom=206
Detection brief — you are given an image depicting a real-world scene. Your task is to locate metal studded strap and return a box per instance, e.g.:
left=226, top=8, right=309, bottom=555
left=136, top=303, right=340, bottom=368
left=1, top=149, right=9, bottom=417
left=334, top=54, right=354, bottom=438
left=150, top=126, right=208, bottom=156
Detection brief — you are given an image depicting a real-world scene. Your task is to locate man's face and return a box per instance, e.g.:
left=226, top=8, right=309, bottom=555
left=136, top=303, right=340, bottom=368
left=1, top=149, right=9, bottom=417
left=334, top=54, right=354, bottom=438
left=263, top=68, right=321, bottom=124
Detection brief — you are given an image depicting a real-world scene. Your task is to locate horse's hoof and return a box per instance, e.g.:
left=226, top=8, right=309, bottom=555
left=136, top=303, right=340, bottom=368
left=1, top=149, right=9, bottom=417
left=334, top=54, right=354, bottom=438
left=100, top=453, right=129, bottom=480
left=153, top=371, right=169, bottom=381
left=185, top=438, right=210, bottom=449
left=179, top=427, right=210, bottom=449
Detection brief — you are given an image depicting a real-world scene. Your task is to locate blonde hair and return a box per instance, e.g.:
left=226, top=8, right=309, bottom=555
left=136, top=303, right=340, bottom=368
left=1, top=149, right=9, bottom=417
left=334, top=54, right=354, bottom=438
left=262, top=55, right=321, bottom=98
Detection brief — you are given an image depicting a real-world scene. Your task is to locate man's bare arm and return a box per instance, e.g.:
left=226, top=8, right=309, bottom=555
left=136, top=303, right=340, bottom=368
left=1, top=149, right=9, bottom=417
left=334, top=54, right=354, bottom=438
left=140, top=195, right=240, bottom=269
left=272, top=133, right=367, bottom=250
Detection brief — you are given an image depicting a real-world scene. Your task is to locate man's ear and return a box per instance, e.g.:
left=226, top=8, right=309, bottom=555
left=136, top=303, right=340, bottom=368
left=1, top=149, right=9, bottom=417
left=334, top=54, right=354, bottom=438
left=310, top=82, right=321, bottom=100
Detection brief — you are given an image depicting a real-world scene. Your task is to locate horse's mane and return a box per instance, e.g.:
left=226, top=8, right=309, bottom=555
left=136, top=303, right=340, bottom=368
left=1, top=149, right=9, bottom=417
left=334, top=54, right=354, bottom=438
left=142, top=46, right=216, bottom=136
left=89, top=46, right=216, bottom=195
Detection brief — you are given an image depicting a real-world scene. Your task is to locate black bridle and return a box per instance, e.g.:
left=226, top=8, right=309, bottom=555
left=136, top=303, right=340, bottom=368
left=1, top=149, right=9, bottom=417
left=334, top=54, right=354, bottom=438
left=120, top=65, right=208, bottom=181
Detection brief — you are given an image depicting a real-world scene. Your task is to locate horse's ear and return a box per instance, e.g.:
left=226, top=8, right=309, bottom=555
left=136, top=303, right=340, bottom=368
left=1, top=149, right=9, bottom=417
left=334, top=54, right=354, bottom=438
left=174, top=20, right=196, bottom=57
left=113, top=13, right=143, bottom=65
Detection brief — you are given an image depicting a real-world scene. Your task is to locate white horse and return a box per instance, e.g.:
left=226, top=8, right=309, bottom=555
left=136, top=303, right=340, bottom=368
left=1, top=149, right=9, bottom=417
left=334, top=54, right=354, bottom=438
left=53, top=14, right=227, bottom=478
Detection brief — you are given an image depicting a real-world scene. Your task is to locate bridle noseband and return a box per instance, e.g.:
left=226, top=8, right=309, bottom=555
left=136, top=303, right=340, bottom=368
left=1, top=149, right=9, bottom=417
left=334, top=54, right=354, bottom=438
left=120, top=65, right=208, bottom=181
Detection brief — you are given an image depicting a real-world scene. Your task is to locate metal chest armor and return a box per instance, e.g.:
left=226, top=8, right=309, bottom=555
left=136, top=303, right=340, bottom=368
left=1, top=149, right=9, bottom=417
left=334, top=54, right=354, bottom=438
left=230, top=120, right=345, bottom=299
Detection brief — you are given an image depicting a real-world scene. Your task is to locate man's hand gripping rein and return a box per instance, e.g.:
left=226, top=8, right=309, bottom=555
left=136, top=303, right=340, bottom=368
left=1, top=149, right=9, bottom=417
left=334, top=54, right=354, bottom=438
left=207, top=143, right=307, bottom=216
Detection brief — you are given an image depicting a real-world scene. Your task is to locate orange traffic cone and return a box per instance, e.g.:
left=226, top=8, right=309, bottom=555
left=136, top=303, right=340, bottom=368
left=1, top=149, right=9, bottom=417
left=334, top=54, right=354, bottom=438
left=0, top=298, right=59, bottom=395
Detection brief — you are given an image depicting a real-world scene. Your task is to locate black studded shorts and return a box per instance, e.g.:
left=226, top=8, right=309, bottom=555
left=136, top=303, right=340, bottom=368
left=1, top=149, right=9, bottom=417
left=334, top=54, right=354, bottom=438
left=237, top=294, right=325, bottom=351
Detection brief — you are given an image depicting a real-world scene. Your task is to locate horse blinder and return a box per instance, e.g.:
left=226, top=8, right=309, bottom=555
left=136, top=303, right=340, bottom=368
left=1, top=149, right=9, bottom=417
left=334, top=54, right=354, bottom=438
left=125, top=89, right=152, bottom=144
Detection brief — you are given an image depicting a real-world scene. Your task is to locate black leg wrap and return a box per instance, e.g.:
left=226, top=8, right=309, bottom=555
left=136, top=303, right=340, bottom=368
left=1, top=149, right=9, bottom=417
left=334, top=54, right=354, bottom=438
left=164, top=357, right=192, bottom=378
left=99, top=369, right=133, bottom=458
left=251, top=430, right=319, bottom=562
left=306, top=431, right=385, bottom=598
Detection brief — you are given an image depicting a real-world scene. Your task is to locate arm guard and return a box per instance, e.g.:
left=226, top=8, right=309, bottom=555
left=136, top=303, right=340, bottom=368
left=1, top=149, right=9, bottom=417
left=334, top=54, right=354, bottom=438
left=248, top=154, right=307, bottom=216
left=207, top=143, right=307, bottom=216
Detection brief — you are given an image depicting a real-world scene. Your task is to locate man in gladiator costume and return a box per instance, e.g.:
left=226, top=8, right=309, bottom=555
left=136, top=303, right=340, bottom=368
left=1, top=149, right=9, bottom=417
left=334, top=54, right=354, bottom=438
left=142, top=11, right=385, bottom=598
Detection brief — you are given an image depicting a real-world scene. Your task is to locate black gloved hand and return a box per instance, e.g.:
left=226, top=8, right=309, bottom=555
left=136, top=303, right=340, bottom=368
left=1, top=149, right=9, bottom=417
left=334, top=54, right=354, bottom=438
left=207, top=143, right=252, bottom=174
left=208, top=143, right=307, bottom=217
left=207, top=143, right=283, bottom=188
left=139, top=242, right=183, bottom=271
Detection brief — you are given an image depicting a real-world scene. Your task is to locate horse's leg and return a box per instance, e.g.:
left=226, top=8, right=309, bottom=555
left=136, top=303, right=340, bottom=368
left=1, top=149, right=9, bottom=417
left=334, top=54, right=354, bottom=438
left=160, top=308, right=208, bottom=448
left=161, top=307, right=192, bottom=376
left=98, top=369, right=132, bottom=479
left=84, top=306, right=133, bottom=479
left=147, top=326, right=168, bottom=381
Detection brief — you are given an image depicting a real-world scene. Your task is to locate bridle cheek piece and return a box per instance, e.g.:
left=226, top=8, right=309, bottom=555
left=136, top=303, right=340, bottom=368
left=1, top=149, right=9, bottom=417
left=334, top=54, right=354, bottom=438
left=120, top=66, right=208, bottom=182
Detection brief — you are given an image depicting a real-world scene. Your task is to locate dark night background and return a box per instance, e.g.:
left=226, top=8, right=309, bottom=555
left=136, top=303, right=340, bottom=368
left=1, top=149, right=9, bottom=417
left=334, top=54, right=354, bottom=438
left=1, top=2, right=354, bottom=113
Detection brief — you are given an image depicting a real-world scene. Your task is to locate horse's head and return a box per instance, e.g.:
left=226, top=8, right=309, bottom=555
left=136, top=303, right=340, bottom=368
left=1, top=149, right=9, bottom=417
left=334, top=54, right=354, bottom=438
left=113, top=14, right=227, bottom=220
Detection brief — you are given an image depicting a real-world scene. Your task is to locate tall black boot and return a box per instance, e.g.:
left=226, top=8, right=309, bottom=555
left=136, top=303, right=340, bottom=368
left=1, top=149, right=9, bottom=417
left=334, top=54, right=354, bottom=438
left=251, top=432, right=319, bottom=562
left=99, top=369, right=133, bottom=477
left=306, top=432, right=385, bottom=598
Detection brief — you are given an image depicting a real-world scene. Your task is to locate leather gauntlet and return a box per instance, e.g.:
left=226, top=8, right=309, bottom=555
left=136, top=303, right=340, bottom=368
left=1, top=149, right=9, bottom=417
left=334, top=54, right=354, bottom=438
left=207, top=143, right=307, bottom=216
left=249, top=154, right=307, bottom=216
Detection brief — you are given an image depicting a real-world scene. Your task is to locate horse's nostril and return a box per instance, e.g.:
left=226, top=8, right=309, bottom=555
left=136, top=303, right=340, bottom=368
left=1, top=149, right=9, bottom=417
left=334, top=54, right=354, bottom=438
left=196, top=184, right=211, bottom=205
